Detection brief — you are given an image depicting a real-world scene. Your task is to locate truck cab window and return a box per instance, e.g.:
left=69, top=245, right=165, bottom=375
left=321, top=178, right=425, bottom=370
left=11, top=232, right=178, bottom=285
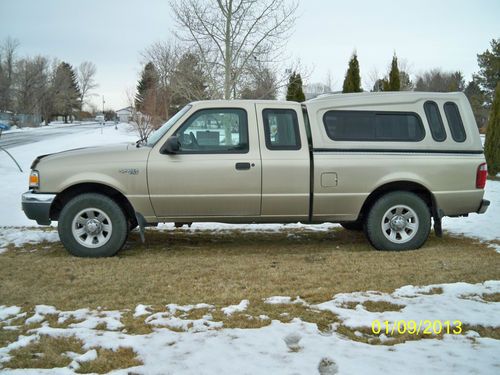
left=175, top=108, right=249, bottom=153
left=263, top=109, right=301, bottom=150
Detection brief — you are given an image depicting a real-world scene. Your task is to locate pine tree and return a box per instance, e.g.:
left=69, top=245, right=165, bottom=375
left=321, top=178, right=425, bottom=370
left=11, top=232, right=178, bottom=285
left=474, top=38, right=500, bottom=107
left=170, top=53, right=208, bottom=113
left=135, top=62, right=158, bottom=112
left=342, top=53, right=362, bottom=93
left=53, top=62, right=81, bottom=123
left=386, top=54, right=400, bottom=91
left=286, top=72, right=305, bottom=102
left=484, top=82, right=500, bottom=176
left=465, top=80, right=488, bottom=128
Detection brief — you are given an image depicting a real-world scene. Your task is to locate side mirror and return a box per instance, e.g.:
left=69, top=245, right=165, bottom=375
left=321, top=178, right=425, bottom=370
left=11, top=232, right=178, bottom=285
left=160, top=135, right=180, bottom=154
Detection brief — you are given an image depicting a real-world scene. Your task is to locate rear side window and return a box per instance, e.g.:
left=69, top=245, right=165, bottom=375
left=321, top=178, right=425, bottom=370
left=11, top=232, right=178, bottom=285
left=323, top=111, right=425, bottom=142
left=443, top=102, right=466, bottom=142
left=424, top=101, right=446, bottom=141
left=263, top=109, right=301, bottom=150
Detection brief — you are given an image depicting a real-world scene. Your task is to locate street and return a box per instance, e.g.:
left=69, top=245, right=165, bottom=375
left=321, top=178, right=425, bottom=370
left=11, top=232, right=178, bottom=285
left=0, top=122, right=104, bottom=149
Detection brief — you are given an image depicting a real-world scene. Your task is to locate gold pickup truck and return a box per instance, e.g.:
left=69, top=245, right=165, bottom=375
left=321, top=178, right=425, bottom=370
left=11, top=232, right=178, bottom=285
left=21, top=92, right=489, bottom=257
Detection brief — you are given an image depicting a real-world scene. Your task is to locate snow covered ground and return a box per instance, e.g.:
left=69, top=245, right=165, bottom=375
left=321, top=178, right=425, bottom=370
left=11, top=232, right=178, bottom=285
left=0, top=281, right=499, bottom=374
left=2, top=121, right=103, bottom=134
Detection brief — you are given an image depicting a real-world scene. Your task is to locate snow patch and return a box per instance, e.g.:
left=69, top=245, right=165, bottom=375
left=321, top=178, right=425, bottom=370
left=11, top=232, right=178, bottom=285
left=221, top=299, right=249, bottom=315
left=0, top=306, right=21, bottom=321
left=316, top=280, right=500, bottom=329
left=0, top=228, right=59, bottom=250
left=133, top=304, right=152, bottom=318
left=1, top=281, right=500, bottom=374
left=264, top=296, right=308, bottom=305
left=442, top=180, right=500, bottom=251
left=75, top=349, right=97, bottom=363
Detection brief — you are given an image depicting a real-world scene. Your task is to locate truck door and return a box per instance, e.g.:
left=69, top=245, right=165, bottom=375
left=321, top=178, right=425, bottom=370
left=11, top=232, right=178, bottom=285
left=255, top=103, right=310, bottom=220
left=147, top=104, right=262, bottom=218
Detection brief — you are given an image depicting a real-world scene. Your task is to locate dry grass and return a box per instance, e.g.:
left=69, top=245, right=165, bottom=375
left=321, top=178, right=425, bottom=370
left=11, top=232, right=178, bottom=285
left=1, top=227, right=498, bottom=369
left=75, top=347, right=142, bottom=374
left=1, top=333, right=142, bottom=373
left=1, top=228, right=499, bottom=311
left=362, top=301, right=404, bottom=312
left=481, top=293, right=500, bottom=302
left=463, top=325, right=500, bottom=340
left=208, top=302, right=338, bottom=332
left=2, top=335, right=84, bottom=369
left=420, top=287, right=444, bottom=295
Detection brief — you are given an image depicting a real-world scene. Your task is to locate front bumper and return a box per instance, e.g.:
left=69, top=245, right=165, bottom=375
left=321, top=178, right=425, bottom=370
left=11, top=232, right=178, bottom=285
left=21, top=190, right=56, bottom=225
left=477, top=199, right=490, bottom=214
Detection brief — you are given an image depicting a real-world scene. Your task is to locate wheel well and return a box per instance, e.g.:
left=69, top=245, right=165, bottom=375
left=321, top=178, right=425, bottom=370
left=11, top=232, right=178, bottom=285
left=50, top=183, right=137, bottom=225
left=357, top=181, right=436, bottom=221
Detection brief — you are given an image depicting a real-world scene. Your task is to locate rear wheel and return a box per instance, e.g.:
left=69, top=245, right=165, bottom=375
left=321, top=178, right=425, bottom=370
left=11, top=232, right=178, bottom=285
left=365, top=191, right=431, bottom=251
left=58, top=193, right=128, bottom=257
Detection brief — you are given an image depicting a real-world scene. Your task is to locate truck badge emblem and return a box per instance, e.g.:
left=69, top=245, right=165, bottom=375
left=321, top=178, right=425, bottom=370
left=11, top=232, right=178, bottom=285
left=119, top=168, right=139, bottom=175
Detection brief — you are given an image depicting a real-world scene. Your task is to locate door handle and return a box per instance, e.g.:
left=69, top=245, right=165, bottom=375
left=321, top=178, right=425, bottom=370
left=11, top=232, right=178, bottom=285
left=235, top=162, right=252, bottom=170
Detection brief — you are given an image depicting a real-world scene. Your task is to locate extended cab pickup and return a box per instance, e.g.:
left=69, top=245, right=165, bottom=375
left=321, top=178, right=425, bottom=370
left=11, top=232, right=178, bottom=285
left=22, top=92, right=490, bottom=257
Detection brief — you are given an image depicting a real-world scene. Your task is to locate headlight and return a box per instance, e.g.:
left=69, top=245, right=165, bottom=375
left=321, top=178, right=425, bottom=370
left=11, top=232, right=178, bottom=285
left=29, top=170, right=40, bottom=189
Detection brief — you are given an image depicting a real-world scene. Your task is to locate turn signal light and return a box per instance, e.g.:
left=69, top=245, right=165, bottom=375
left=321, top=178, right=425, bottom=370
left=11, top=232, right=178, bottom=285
left=29, top=170, right=40, bottom=188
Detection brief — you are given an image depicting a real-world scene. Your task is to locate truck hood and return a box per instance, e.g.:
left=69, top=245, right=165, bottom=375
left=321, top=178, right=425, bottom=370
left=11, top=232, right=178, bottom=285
left=32, top=143, right=148, bottom=169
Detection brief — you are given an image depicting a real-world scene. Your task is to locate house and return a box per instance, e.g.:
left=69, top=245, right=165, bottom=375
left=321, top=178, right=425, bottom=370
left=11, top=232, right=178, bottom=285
left=115, top=107, right=133, bottom=123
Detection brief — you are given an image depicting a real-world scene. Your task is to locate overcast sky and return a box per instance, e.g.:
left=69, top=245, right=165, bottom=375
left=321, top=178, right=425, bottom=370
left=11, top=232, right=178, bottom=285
left=1, top=0, right=499, bottom=110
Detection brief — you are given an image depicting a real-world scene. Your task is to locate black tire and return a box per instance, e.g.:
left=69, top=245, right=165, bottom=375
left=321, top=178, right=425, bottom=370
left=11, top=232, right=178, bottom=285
left=340, top=220, right=364, bottom=231
left=364, top=191, right=431, bottom=251
left=58, top=193, right=128, bottom=257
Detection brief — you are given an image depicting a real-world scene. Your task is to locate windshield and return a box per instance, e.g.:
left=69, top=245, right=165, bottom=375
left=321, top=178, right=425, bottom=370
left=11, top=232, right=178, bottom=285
left=146, top=104, right=192, bottom=146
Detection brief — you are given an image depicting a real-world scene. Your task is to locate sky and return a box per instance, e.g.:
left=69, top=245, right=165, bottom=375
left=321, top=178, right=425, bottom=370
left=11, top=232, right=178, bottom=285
left=0, top=0, right=499, bottom=110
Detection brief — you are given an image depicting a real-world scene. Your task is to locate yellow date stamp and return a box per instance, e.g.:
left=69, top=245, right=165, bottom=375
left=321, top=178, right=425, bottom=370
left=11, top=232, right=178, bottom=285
left=371, top=320, right=462, bottom=335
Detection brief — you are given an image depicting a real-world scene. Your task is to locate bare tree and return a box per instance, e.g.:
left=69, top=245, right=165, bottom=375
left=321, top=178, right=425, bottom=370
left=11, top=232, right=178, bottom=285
left=415, top=69, right=465, bottom=92
left=240, top=63, right=277, bottom=99
left=0, top=37, right=20, bottom=111
left=170, top=0, right=298, bottom=99
left=126, top=86, right=162, bottom=140
left=77, top=61, right=98, bottom=110
left=14, top=56, right=52, bottom=120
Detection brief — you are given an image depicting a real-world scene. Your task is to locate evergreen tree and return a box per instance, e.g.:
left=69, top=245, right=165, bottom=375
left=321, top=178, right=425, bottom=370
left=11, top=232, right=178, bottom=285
left=484, top=82, right=500, bottom=176
left=399, top=70, right=413, bottom=91
left=170, top=53, right=208, bottom=113
left=135, top=62, right=159, bottom=112
left=385, top=54, right=400, bottom=91
left=286, top=71, right=305, bottom=102
left=465, top=80, right=488, bottom=128
left=474, top=38, right=500, bottom=107
left=342, top=53, right=362, bottom=93
left=53, top=62, right=81, bottom=123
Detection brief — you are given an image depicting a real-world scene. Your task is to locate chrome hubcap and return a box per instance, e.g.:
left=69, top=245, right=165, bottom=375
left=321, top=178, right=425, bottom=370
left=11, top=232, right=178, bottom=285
left=72, top=208, right=112, bottom=248
left=381, top=205, right=419, bottom=244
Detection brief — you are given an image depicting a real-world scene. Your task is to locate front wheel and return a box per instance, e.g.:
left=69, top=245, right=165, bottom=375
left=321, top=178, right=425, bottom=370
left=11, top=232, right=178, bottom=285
left=58, top=193, right=128, bottom=257
left=365, top=191, right=431, bottom=251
